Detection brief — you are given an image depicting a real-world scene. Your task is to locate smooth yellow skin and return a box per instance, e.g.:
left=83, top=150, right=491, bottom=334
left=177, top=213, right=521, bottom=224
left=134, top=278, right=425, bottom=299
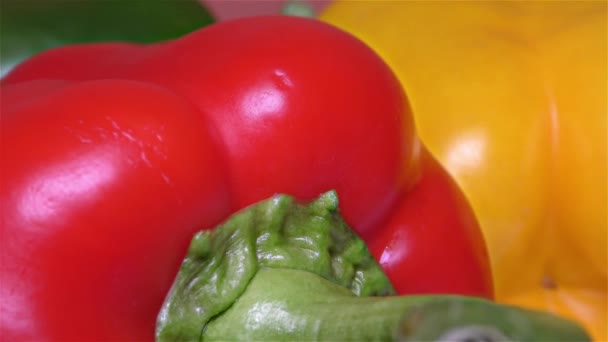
left=320, top=1, right=607, bottom=340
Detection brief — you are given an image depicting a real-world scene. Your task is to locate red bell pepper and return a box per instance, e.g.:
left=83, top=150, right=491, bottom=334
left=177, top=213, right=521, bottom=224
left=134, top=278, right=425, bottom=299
left=1, top=16, right=492, bottom=341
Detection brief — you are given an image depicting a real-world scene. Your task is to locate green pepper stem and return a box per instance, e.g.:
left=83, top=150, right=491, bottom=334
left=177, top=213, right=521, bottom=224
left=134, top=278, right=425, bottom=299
left=281, top=1, right=316, bottom=18
left=201, top=268, right=591, bottom=342
left=156, top=191, right=591, bottom=342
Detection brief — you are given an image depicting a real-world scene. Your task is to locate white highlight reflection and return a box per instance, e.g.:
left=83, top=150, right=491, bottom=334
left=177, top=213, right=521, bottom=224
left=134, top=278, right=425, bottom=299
left=245, top=302, right=301, bottom=333
left=241, top=69, right=293, bottom=123
left=242, top=87, right=286, bottom=122
left=445, top=131, right=487, bottom=176
left=18, top=149, right=116, bottom=225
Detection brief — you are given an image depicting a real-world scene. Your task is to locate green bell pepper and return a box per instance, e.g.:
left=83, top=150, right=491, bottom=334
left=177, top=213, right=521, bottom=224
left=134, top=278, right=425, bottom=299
left=1, top=0, right=214, bottom=76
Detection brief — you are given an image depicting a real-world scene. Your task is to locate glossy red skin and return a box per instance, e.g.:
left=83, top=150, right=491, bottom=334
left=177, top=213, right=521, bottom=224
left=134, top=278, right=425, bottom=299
left=369, top=150, right=493, bottom=297
left=1, top=80, right=231, bottom=341
left=4, top=17, right=419, bottom=234
left=2, top=16, right=493, bottom=340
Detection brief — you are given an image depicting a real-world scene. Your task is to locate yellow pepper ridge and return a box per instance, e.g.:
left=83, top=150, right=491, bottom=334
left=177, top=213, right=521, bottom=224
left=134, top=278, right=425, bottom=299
left=320, top=2, right=607, bottom=340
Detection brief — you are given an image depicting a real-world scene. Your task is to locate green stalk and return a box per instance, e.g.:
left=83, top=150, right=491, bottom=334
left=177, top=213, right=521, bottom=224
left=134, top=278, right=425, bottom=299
left=203, top=267, right=589, bottom=341
left=155, top=191, right=591, bottom=342
left=1, top=0, right=214, bottom=77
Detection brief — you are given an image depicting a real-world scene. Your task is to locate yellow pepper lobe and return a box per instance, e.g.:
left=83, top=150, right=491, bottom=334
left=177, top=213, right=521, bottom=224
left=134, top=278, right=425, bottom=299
left=320, top=2, right=607, bottom=340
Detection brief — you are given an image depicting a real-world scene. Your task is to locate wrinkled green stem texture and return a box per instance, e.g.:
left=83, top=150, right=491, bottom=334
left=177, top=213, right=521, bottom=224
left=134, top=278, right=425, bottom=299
left=156, top=191, right=591, bottom=342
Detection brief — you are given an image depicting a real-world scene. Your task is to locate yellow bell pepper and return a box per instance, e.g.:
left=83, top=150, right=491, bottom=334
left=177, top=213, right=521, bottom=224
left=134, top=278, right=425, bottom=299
left=320, top=1, right=607, bottom=340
